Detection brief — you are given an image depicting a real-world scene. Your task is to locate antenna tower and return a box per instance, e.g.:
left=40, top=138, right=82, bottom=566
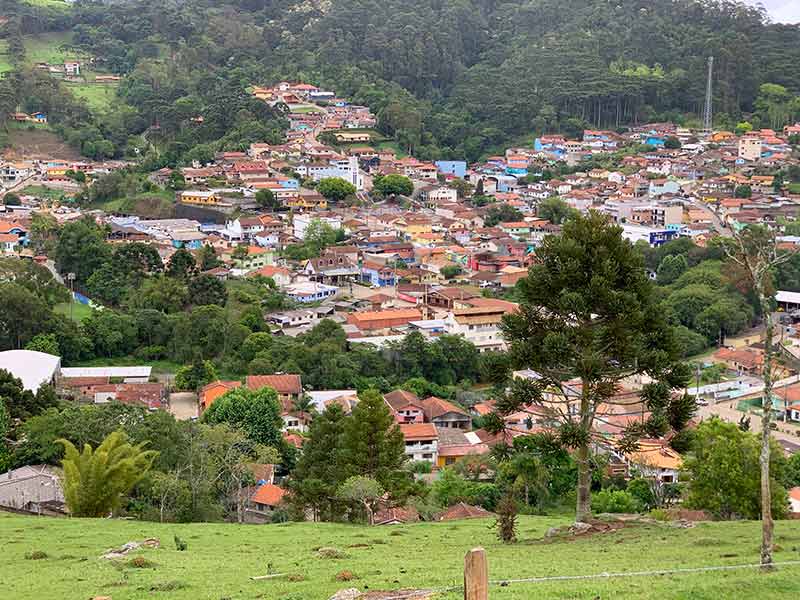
left=702, top=56, right=714, bottom=134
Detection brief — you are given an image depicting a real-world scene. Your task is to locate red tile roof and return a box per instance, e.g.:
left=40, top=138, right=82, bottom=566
left=246, top=374, right=302, bottom=395
left=438, top=502, right=493, bottom=521
left=421, top=396, right=469, bottom=420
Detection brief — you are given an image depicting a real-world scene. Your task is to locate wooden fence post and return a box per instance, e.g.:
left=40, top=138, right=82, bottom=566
left=464, top=547, right=488, bottom=600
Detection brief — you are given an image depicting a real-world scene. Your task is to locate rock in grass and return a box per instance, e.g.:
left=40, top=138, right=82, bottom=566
left=329, top=589, right=361, bottom=600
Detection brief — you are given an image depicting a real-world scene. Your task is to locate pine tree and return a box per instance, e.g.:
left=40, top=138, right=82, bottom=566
left=341, top=390, right=408, bottom=499
left=495, top=212, right=691, bottom=523
left=289, top=404, right=348, bottom=521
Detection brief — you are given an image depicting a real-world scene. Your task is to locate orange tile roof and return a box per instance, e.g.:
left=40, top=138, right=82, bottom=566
left=400, top=422, right=438, bottom=441
left=251, top=483, right=286, bottom=507
left=347, top=309, right=422, bottom=323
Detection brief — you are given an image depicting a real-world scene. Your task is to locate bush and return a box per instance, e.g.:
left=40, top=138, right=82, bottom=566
left=25, top=550, right=48, bottom=560
left=592, top=489, right=641, bottom=514
left=648, top=508, right=671, bottom=521
left=134, top=345, right=168, bottom=360
left=627, top=478, right=655, bottom=510
left=316, top=547, right=347, bottom=559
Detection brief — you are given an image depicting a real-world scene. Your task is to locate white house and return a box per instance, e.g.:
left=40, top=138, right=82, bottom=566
left=444, top=306, right=507, bottom=352
left=399, top=423, right=439, bottom=464
left=293, top=214, right=342, bottom=240
left=285, top=281, right=338, bottom=303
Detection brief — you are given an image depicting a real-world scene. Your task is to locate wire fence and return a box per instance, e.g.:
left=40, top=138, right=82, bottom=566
left=375, top=559, right=800, bottom=599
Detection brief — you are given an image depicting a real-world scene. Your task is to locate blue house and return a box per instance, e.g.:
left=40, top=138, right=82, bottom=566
left=361, top=261, right=396, bottom=287
left=435, top=160, right=467, bottom=179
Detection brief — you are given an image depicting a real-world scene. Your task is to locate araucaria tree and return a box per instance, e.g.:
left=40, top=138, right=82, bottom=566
left=495, top=212, right=692, bottom=523
left=722, top=225, right=789, bottom=568
left=58, top=430, right=158, bottom=517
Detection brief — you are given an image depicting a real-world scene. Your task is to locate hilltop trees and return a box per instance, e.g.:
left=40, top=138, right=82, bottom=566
left=493, top=212, right=692, bottom=522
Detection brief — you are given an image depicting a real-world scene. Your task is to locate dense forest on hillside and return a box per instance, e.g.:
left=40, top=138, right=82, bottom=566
left=1, top=0, right=800, bottom=162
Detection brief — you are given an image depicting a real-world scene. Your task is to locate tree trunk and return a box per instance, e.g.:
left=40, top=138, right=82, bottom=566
left=760, top=297, right=775, bottom=568
left=575, top=442, right=591, bottom=522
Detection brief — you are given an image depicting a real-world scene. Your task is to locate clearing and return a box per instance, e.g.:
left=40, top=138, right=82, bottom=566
left=2, top=513, right=800, bottom=599
left=22, top=31, right=120, bottom=114
left=3, top=127, right=83, bottom=161
left=54, top=299, right=93, bottom=323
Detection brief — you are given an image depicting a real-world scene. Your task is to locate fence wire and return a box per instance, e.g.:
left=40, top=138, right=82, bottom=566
left=375, top=559, right=800, bottom=599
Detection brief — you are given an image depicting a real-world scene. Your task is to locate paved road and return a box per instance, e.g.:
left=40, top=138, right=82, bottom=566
left=0, top=174, right=37, bottom=198
left=686, top=198, right=731, bottom=237
left=698, top=399, right=800, bottom=445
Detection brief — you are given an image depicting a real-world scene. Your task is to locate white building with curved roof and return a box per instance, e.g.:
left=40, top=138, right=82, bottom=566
left=0, top=350, right=61, bottom=391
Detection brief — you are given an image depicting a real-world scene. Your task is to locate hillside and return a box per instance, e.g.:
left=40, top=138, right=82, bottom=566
left=2, top=0, right=800, bottom=164
left=3, top=512, right=800, bottom=599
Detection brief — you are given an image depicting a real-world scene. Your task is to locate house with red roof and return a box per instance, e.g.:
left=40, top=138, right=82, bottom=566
left=247, top=374, right=303, bottom=412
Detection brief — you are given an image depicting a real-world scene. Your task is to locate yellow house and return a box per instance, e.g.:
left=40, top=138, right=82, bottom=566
left=180, top=190, right=221, bottom=205
left=286, top=195, right=327, bottom=210
left=334, top=132, right=372, bottom=143
left=399, top=218, right=433, bottom=239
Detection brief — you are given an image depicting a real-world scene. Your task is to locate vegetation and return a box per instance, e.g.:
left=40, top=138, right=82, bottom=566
left=58, top=431, right=158, bottom=517
left=494, top=212, right=693, bottom=522
left=3, top=513, right=800, bottom=599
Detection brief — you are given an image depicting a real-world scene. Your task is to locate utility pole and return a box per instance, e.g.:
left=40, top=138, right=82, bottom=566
left=702, top=56, right=714, bottom=135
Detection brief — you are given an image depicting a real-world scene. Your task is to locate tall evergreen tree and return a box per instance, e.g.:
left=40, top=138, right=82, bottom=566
left=494, top=212, right=692, bottom=523
left=341, top=389, right=408, bottom=499
left=290, top=404, right=348, bottom=521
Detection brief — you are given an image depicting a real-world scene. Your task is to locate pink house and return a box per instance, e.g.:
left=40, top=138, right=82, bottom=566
left=384, top=389, right=424, bottom=423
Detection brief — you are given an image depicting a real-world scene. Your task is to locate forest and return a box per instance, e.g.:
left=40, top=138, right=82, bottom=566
left=1, top=0, right=800, bottom=162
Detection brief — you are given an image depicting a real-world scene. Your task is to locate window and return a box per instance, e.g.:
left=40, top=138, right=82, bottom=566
left=423, top=453, right=432, bottom=460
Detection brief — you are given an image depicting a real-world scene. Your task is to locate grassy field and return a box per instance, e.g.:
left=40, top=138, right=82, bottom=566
left=0, top=40, right=11, bottom=73
left=54, top=299, right=93, bottom=323
left=67, top=81, right=119, bottom=113
left=2, top=513, right=800, bottom=599
left=70, top=356, right=183, bottom=375
left=21, top=31, right=119, bottom=114
left=23, top=32, right=75, bottom=65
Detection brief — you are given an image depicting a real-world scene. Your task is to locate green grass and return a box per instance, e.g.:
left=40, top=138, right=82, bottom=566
left=19, top=185, right=74, bottom=201
left=23, top=32, right=75, bottom=65
left=70, top=356, right=183, bottom=374
left=291, top=104, right=325, bottom=114
left=0, top=40, right=11, bottom=73
left=21, top=31, right=120, bottom=114
left=789, top=183, right=800, bottom=195
left=23, top=0, right=72, bottom=8
left=2, top=513, right=800, bottom=599
left=66, top=81, right=119, bottom=113
left=54, top=300, right=93, bottom=323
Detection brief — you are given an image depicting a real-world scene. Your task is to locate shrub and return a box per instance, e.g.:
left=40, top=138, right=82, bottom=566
left=335, top=570, right=358, bottom=581
left=648, top=508, right=671, bottom=521
left=25, top=550, right=48, bottom=560
left=495, top=492, right=518, bottom=543
left=128, top=556, right=156, bottom=568
left=134, top=345, right=168, bottom=360
left=316, top=547, right=347, bottom=559
left=592, top=489, right=641, bottom=514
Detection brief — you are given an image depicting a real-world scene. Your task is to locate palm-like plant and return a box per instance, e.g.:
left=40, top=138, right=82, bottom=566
left=58, top=431, right=158, bottom=517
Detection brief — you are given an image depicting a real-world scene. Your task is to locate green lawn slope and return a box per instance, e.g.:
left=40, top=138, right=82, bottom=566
left=3, top=512, right=800, bottom=599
